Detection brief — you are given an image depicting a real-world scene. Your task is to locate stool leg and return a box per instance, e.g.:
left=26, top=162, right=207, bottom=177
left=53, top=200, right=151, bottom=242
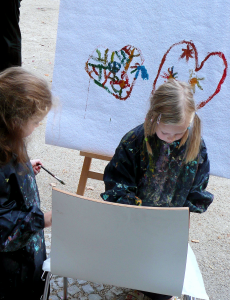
left=181, top=296, right=196, bottom=300
left=63, top=277, right=68, bottom=300
left=42, top=272, right=52, bottom=300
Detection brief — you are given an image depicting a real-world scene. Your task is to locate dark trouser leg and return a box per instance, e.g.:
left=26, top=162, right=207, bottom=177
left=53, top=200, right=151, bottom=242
left=0, top=0, right=22, bottom=72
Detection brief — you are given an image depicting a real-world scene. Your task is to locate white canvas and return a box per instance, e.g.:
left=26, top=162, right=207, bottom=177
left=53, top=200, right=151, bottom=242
left=46, top=0, right=229, bottom=178
left=51, top=188, right=189, bottom=296
left=44, top=245, right=209, bottom=299
left=182, top=244, right=209, bottom=299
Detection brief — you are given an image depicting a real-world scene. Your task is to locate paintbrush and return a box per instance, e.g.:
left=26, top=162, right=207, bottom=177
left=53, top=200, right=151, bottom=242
left=40, top=165, right=65, bottom=185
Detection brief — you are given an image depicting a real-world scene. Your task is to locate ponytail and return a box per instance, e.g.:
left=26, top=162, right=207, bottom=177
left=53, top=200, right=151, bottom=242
left=144, top=111, right=158, bottom=155
left=183, top=113, right=201, bottom=163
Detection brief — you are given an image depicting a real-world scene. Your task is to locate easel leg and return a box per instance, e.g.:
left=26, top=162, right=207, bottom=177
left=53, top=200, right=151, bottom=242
left=77, top=156, right=92, bottom=195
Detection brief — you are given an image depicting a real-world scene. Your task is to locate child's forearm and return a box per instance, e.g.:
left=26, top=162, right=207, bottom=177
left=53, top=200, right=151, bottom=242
left=44, top=211, right=52, bottom=228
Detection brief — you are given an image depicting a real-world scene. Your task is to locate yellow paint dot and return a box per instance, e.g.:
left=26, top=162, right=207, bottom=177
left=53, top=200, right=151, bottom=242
left=119, top=80, right=126, bottom=88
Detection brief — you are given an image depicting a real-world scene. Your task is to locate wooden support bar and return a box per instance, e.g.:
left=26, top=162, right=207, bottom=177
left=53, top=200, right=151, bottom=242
left=88, top=171, right=104, bottom=181
left=77, top=152, right=113, bottom=195
left=80, top=151, right=112, bottom=161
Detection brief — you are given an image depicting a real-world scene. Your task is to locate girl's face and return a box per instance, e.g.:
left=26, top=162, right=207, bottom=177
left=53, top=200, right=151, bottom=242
left=22, top=114, right=46, bottom=138
left=155, top=119, right=190, bottom=144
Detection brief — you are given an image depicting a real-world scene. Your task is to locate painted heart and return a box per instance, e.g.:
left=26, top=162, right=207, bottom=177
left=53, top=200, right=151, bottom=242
left=152, top=40, right=227, bottom=109
left=85, top=45, right=149, bottom=100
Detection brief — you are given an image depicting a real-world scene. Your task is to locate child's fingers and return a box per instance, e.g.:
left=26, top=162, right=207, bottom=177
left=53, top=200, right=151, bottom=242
left=30, top=159, right=42, bottom=167
left=32, top=165, right=42, bottom=175
left=36, top=165, right=41, bottom=171
left=35, top=159, right=42, bottom=166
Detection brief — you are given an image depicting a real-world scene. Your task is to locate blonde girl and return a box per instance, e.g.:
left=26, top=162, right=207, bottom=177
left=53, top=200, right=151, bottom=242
left=101, top=79, right=213, bottom=300
left=0, top=67, right=52, bottom=300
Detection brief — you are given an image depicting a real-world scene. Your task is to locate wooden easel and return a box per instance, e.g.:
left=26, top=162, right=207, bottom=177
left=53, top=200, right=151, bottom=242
left=76, top=151, right=112, bottom=195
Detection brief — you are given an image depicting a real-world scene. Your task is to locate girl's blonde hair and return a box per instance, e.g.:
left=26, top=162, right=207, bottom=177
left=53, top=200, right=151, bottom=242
left=0, top=67, right=53, bottom=165
left=144, top=79, right=201, bottom=163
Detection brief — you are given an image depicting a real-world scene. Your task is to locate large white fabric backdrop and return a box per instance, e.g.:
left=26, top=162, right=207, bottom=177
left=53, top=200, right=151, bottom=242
left=46, top=0, right=229, bottom=178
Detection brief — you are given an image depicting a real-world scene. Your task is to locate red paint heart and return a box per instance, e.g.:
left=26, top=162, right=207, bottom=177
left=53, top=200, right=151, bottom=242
left=152, top=40, right=227, bottom=109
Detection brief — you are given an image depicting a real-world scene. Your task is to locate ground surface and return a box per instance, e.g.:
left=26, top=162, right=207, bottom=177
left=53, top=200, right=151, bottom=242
left=20, top=1, right=230, bottom=299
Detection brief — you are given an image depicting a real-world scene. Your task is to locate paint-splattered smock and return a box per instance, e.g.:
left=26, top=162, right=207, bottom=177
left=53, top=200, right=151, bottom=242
left=101, top=124, right=213, bottom=213
left=0, top=158, right=46, bottom=300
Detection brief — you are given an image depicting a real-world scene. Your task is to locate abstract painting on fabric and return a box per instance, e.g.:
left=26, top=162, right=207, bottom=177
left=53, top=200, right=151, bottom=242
left=46, top=0, right=229, bottom=178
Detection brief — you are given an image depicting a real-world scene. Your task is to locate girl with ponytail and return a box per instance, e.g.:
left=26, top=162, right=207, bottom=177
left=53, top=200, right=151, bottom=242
left=101, top=79, right=213, bottom=300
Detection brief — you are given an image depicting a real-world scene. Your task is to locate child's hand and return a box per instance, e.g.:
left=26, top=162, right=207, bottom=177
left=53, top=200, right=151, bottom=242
left=44, top=211, right=52, bottom=228
left=30, top=159, right=42, bottom=175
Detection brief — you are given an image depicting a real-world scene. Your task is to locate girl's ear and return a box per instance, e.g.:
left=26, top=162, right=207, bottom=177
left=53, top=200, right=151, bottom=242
left=11, top=118, right=19, bottom=128
left=10, top=117, right=23, bottom=132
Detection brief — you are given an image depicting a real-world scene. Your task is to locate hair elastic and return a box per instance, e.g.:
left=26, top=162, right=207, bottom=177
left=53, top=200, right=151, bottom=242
left=145, top=137, right=148, bottom=142
left=157, top=114, right=161, bottom=125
